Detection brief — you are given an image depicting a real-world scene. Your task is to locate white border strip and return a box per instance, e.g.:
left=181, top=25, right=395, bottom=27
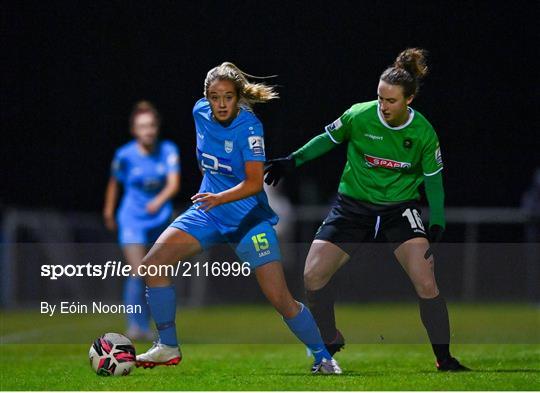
left=424, top=166, right=444, bottom=176
left=325, top=127, right=341, bottom=144
left=377, top=102, right=415, bottom=130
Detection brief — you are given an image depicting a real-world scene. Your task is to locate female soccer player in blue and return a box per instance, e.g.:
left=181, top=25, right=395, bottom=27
left=103, top=101, right=180, bottom=340
left=135, top=63, right=341, bottom=374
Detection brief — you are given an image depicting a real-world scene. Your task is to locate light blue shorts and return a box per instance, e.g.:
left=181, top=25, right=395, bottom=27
left=170, top=206, right=281, bottom=269
left=118, top=221, right=169, bottom=246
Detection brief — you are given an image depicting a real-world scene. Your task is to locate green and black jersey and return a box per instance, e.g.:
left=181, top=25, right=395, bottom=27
left=325, top=100, right=442, bottom=204
left=293, top=99, right=445, bottom=227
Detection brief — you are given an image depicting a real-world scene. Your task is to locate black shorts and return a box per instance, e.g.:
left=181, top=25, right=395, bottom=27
left=314, top=193, right=428, bottom=256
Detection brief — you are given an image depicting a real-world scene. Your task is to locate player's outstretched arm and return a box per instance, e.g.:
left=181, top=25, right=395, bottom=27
left=264, top=132, right=338, bottom=186
left=424, top=172, right=446, bottom=242
left=191, top=161, right=264, bottom=211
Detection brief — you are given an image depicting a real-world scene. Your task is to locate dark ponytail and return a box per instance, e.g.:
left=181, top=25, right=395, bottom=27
left=380, top=48, right=428, bottom=97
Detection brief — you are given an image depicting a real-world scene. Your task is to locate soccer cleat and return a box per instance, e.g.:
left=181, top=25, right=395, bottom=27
left=436, top=357, right=471, bottom=372
left=311, top=357, right=342, bottom=374
left=135, top=342, right=182, bottom=369
left=325, top=329, right=345, bottom=357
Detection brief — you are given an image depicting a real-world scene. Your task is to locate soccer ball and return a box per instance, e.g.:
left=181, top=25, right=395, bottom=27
left=89, top=333, right=136, bottom=376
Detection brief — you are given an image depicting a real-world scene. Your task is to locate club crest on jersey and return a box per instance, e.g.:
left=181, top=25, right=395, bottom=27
left=224, top=140, right=234, bottom=153
left=364, top=154, right=411, bottom=169
left=156, top=163, right=166, bottom=174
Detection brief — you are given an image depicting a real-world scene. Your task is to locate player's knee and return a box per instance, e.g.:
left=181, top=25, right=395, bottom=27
left=303, top=267, right=327, bottom=291
left=141, top=254, right=170, bottom=287
left=141, top=253, right=156, bottom=269
left=415, top=279, right=438, bottom=298
left=143, top=273, right=171, bottom=288
left=303, top=268, right=316, bottom=290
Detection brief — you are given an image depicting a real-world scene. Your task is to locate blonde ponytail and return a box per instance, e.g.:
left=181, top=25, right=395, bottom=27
left=204, top=62, right=279, bottom=108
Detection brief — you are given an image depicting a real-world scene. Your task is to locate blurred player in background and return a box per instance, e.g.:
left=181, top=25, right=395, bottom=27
left=265, top=48, right=469, bottom=371
left=264, top=183, right=295, bottom=242
left=136, top=62, right=341, bottom=374
left=103, top=101, right=181, bottom=340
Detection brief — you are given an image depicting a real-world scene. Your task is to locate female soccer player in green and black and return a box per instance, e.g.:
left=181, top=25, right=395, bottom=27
left=265, top=48, right=469, bottom=372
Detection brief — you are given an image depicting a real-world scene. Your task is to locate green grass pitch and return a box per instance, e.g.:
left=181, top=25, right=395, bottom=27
left=1, top=303, right=539, bottom=390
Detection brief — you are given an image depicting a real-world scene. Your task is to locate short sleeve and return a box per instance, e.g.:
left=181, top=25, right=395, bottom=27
left=241, top=121, right=266, bottom=162
left=164, top=142, right=180, bottom=173
left=422, top=129, right=444, bottom=176
left=111, top=149, right=126, bottom=183
left=324, top=107, right=353, bottom=144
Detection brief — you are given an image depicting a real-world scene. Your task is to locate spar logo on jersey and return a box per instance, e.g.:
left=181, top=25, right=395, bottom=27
left=364, top=154, right=411, bottom=169
left=248, top=136, right=264, bottom=156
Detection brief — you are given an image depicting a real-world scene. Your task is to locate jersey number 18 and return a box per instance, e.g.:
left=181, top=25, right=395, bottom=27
left=402, top=208, right=425, bottom=231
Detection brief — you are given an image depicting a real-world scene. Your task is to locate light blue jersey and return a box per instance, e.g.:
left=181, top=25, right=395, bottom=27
left=193, top=98, right=277, bottom=227
left=170, top=99, right=280, bottom=268
left=112, top=140, right=180, bottom=244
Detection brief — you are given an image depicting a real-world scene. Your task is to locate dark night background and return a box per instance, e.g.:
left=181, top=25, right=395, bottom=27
left=3, top=1, right=539, bottom=211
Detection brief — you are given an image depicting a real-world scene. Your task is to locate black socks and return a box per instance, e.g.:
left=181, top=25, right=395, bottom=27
left=419, top=294, right=451, bottom=361
left=306, top=283, right=337, bottom=343
left=307, top=285, right=452, bottom=361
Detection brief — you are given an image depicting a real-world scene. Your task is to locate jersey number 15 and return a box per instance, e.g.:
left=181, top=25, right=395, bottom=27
left=251, top=233, right=269, bottom=252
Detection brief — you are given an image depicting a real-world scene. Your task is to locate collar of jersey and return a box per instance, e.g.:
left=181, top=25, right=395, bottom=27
left=376, top=102, right=415, bottom=130
left=133, top=140, right=159, bottom=157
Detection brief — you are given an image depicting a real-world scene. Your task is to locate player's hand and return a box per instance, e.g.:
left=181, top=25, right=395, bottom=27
left=146, top=199, right=162, bottom=215
left=264, top=155, right=295, bottom=186
left=429, top=225, right=444, bottom=243
left=103, top=212, right=117, bottom=231
left=191, top=192, right=224, bottom=212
